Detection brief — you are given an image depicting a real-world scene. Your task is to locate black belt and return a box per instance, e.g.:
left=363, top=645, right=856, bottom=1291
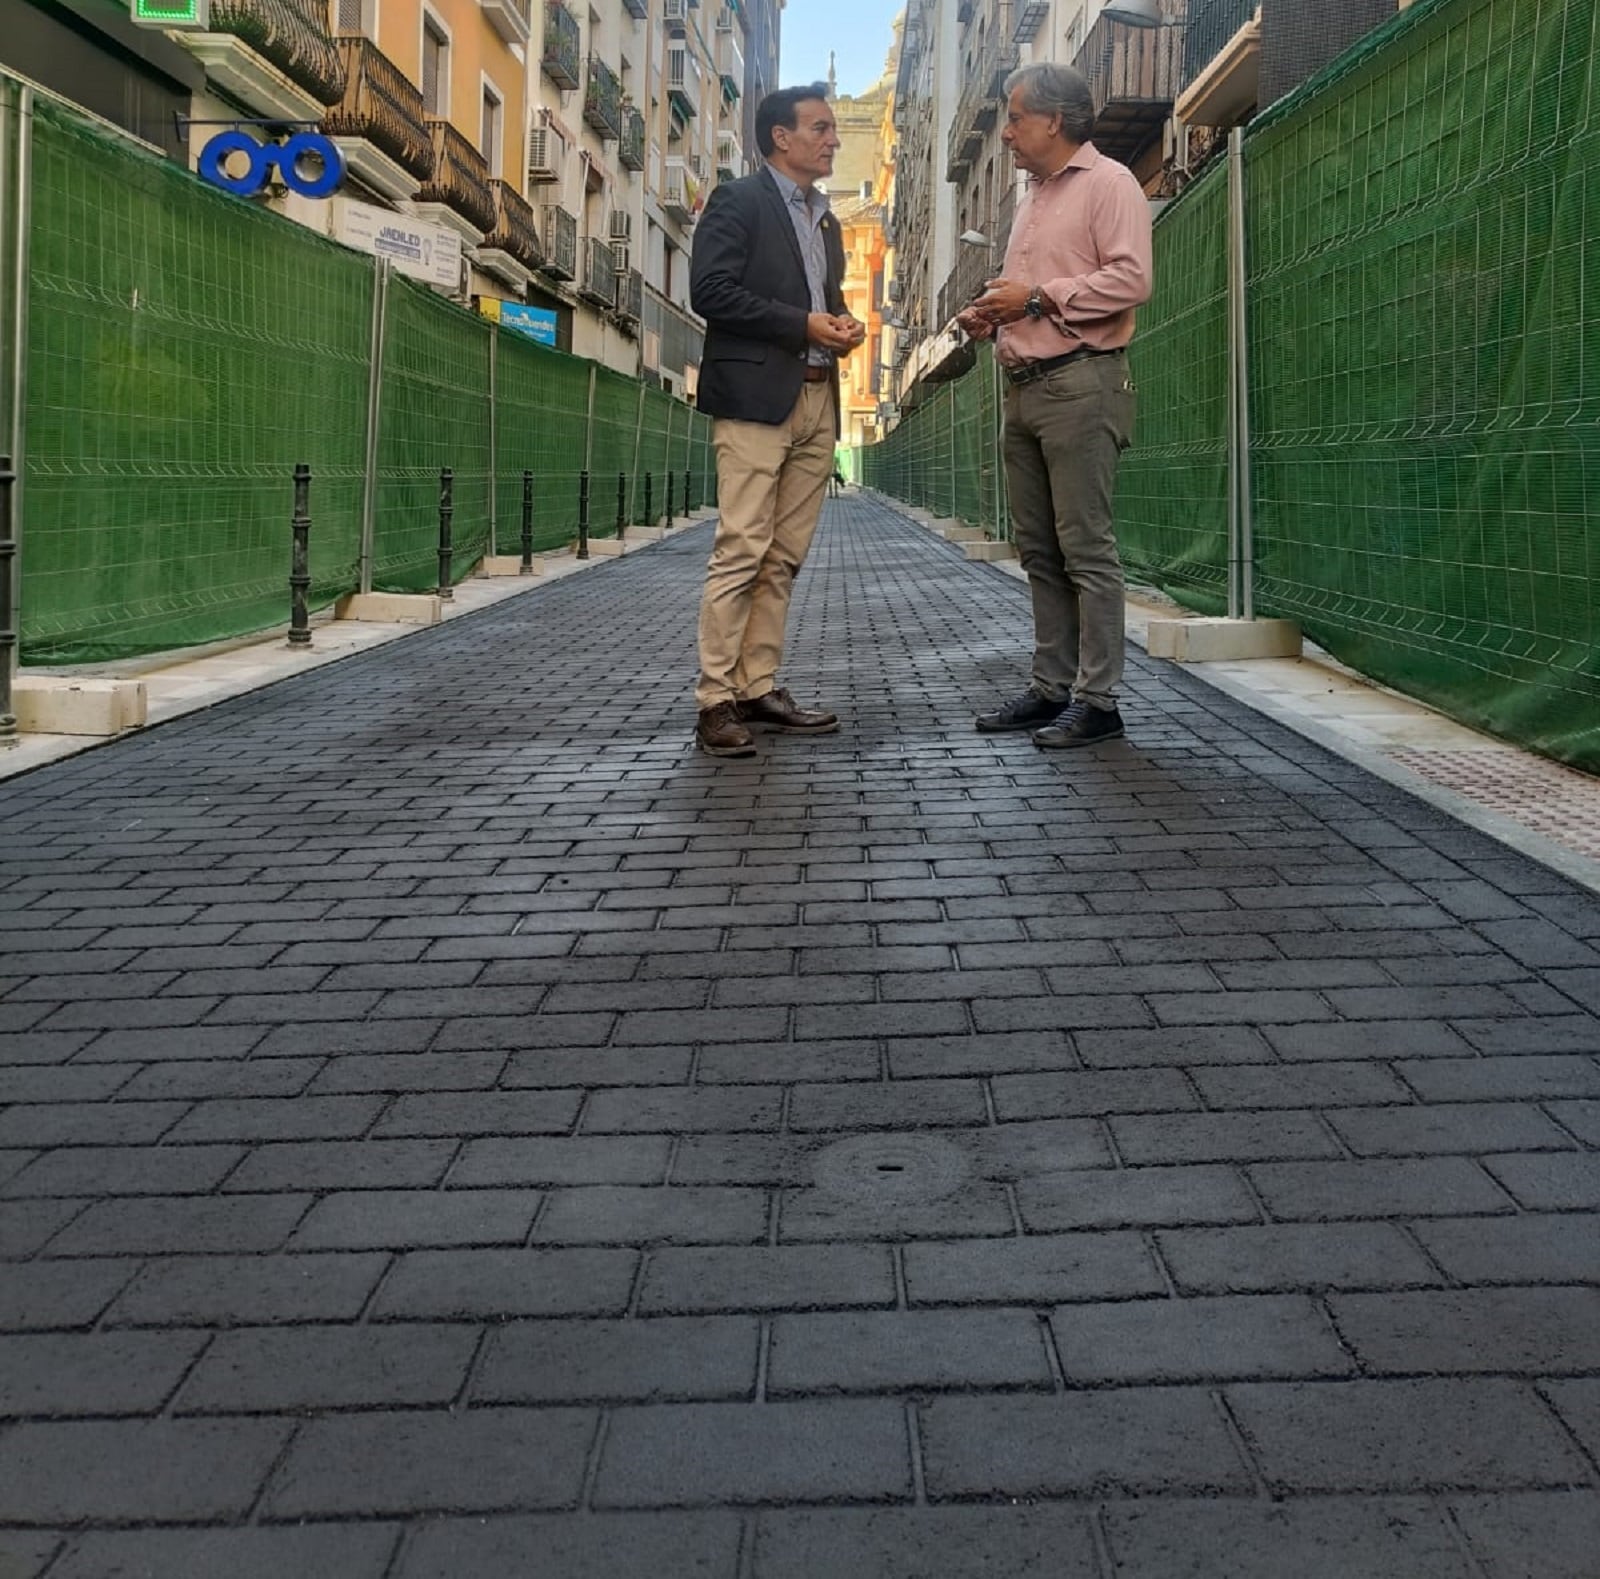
left=802, top=364, right=832, bottom=383
left=1006, top=346, right=1123, bottom=386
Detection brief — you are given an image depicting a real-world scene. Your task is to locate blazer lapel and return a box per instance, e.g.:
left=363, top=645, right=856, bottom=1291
left=758, top=167, right=808, bottom=281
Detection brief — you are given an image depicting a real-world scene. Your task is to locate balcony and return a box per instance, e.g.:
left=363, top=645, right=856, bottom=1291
left=480, top=0, right=532, bottom=48
left=188, top=0, right=346, bottom=120
left=541, top=204, right=578, bottom=279
left=542, top=0, right=582, bottom=90
left=663, top=155, right=700, bottom=223
left=935, top=242, right=989, bottom=333
left=584, top=56, right=624, bottom=140
left=664, top=0, right=689, bottom=32
left=414, top=118, right=496, bottom=239
left=717, top=28, right=743, bottom=102
left=579, top=234, right=617, bottom=307
left=484, top=178, right=544, bottom=272
left=715, top=127, right=741, bottom=182
left=1072, top=9, right=1185, bottom=163
left=623, top=0, right=648, bottom=16
left=615, top=267, right=643, bottom=330
left=1177, top=0, right=1259, bottom=128
left=619, top=106, right=646, bottom=171
left=322, top=35, right=433, bottom=201
left=667, top=45, right=700, bottom=122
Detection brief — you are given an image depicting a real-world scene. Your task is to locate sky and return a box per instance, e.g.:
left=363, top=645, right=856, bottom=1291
left=779, top=0, right=903, bottom=100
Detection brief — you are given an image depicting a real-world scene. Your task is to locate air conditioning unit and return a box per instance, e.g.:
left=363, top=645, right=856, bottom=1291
left=887, top=278, right=903, bottom=303
left=612, top=241, right=630, bottom=273
left=527, top=126, right=561, bottom=184
left=609, top=211, right=632, bottom=241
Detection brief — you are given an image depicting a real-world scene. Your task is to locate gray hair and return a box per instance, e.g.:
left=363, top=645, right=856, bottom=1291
left=1002, top=63, right=1096, bottom=145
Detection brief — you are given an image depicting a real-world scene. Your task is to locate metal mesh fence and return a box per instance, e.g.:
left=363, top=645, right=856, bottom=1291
left=10, top=79, right=715, bottom=662
left=861, top=0, right=1600, bottom=773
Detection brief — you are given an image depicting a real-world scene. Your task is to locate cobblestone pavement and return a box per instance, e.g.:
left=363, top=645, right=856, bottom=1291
left=1, top=496, right=1598, bottom=1578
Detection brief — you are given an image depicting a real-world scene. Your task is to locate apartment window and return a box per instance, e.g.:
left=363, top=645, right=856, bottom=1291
left=1064, top=7, right=1085, bottom=57
left=331, top=0, right=374, bottom=34
left=481, top=82, right=504, bottom=177
left=421, top=15, right=449, bottom=116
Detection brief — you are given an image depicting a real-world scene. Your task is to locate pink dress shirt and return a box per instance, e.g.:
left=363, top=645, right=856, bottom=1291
left=995, top=142, right=1154, bottom=368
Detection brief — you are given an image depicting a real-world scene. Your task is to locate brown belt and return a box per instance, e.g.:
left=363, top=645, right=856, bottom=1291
left=802, top=365, right=832, bottom=383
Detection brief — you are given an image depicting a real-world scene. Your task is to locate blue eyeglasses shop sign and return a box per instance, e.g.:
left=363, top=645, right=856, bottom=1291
left=198, top=130, right=345, bottom=198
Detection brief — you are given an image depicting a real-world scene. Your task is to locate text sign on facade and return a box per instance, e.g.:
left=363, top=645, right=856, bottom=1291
left=333, top=197, right=461, bottom=290
left=498, top=303, right=559, bottom=347
left=129, top=0, right=210, bottom=28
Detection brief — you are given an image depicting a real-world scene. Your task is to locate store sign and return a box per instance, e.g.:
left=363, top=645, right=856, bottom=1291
left=333, top=198, right=461, bottom=289
left=129, top=0, right=210, bottom=28
left=199, top=131, right=345, bottom=199
left=498, top=303, right=559, bottom=347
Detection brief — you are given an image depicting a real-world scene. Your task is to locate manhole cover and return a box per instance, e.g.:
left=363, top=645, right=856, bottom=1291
left=811, top=1134, right=970, bottom=1204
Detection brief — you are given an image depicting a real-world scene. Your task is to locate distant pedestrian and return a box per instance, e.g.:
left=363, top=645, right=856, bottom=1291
left=689, top=84, right=866, bottom=759
left=829, top=467, right=846, bottom=498
left=959, top=62, right=1152, bottom=749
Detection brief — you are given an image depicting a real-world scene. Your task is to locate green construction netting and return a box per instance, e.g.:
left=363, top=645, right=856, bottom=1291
left=859, top=0, right=1600, bottom=773
left=11, top=84, right=715, bottom=662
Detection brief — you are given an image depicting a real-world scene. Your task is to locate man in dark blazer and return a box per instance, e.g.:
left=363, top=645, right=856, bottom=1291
left=689, top=84, right=865, bottom=758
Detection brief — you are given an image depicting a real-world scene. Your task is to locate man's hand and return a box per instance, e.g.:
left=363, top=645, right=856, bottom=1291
left=968, top=278, right=1033, bottom=328
left=807, top=312, right=864, bottom=353
left=956, top=305, right=994, bottom=341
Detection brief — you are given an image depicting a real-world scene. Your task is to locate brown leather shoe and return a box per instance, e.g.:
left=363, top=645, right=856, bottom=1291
left=696, top=701, right=757, bottom=758
left=737, top=687, right=839, bottom=734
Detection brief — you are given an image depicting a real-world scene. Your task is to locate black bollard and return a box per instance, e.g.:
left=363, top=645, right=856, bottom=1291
left=0, top=456, right=15, bottom=740
left=519, top=470, right=534, bottom=576
left=616, top=471, right=627, bottom=544
left=683, top=468, right=691, bottom=519
left=577, top=470, right=590, bottom=560
left=643, top=471, right=653, bottom=530
left=664, top=467, right=674, bottom=531
left=437, top=467, right=454, bottom=600
left=288, top=462, right=312, bottom=647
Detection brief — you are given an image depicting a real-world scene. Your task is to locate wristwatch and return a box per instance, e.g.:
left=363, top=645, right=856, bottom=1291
left=1024, top=287, right=1046, bottom=320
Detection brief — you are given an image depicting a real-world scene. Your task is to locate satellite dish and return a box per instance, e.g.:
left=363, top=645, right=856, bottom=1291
left=1102, top=0, right=1163, bottom=24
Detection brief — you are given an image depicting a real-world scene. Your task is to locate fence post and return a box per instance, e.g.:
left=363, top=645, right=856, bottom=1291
left=683, top=468, right=691, bottom=518
left=487, top=322, right=498, bottom=558
left=358, top=258, right=390, bottom=596
left=628, top=380, right=646, bottom=527
left=616, top=471, right=627, bottom=542
left=664, top=462, right=674, bottom=530
left=519, top=469, right=534, bottom=575
left=577, top=470, right=590, bottom=559
left=643, top=471, right=653, bottom=529
left=288, top=463, right=312, bottom=647
left=1227, top=125, right=1254, bottom=621
left=437, top=466, right=454, bottom=599
left=0, top=455, right=16, bottom=741
left=2, top=83, right=34, bottom=690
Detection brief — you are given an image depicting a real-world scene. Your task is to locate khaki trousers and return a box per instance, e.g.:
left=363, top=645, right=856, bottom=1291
left=696, top=382, right=835, bottom=709
left=1003, top=352, right=1136, bottom=711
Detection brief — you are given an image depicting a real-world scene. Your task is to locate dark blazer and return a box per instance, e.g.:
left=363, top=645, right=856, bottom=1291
left=690, top=166, right=847, bottom=431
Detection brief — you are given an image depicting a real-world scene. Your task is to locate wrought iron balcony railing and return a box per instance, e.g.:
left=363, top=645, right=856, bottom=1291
left=323, top=35, right=433, bottom=181
left=211, top=0, right=346, bottom=105
left=1073, top=9, right=1185, bottom=164
left=619, top=106, right=646, bottom=171
left=717, top=28, right=744, bottom=102
left=485, top=179, right=544, bottom=272
left=584, top=55, right=624, bottom=140
left=542, top=0, right=582, bottom=91
left=416, top=118, right=496, bottom=235
left=663, top=155, right=700, bottom=223
left=541, top=204, right=578, bottom=280
left=580, top=234, right=617, bottom=307
left=667, top=45, right=700, bottom=122
left=615, top=267, right=643, bottom=326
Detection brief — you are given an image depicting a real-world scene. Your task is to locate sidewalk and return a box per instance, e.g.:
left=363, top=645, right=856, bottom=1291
left=0, top=495, right=1597, bottom=1578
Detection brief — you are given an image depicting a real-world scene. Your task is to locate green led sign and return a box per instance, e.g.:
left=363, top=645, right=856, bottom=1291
left=129, top=0, right=212, bottom=28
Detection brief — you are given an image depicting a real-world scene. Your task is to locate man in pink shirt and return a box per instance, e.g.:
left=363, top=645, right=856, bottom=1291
left=958, top=63, right=1153, bottom=749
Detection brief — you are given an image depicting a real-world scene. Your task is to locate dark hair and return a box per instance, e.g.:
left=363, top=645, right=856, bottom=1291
left=755, top=83, right=830, bottom=157
left=1003, top=63, right=1096, bottom=145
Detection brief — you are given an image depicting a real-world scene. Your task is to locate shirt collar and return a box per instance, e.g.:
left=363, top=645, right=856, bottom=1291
left=767, top=162, right=830, bottom=214
left=1027, top=141, right=1099, bottom=187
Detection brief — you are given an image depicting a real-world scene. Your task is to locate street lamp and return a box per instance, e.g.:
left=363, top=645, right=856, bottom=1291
left=1101, top=0, right=1163, bottom=24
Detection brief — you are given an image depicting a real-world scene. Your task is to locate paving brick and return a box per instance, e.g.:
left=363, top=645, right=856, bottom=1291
left=372, top=1090, right=582, bottom=1138
left=1018, top=1165, right=1259, bottom=1231
left=1539, top=1377, right=1600, bottom=1460
left=1192, top=1061, right=1412, bottom=1109
left=794, top=1002, right=968, bottom=1040
left=0, top=1101, right=190, bottom=1148
left=991, top=1069, right=1199, bottom=1120
left=1100, top=1497, right=1473, bottom=1578
left=2, top=1144, right=243, bottom=1198
left=1074, top=1024, right=1274, bottom=1068
left=0, top=1533, right=57, bottom=1579
left=1476, top=919, right=1600, bottom=969
left=266, top=1407, right=596, bottom=1517
left=1455, top=1015, right=1600, bottom=1054
left=1157, top=1222, right=1439, bottom=1293
left=0, top=1330, right=206, bottom=1415
left=1249, top=1158, right=1515, bottom=1220
left=451, top=1135, right=670, bottom=1187
left=223, top=1138, right=456, bottom=1192
left=780, top=1183, right=1014, bottom=1241
left=372, top=1247, right=638, bottom=1319
left=962, top=1117, right=1113, bottom=1178
left=901, top=1232, right=1162, bottom=1306
left=533, top=1186, right=768, bottom=1245
left=1226, top=1378, right=1591, bottom=1490
left=1548, top=1098, right=1600, bottom=1144
left=921, top=1389, right=1251, bottom=1497
left=1109, top=1111, right=1341, bottom=1164
left=0, top=1417, right=291, bottom=1522
left=1326, top=1102, right=1574, bottom=1156
left=49, top=1525, right=402, bottom=1579
left=394, top=1512, right=742, bottom=1579
left=593, top=1399, right=912, bottom=1508
left=1483, top=1151, right=1600, bottom=1210
left=1395, top=1055, right=1600, bottom=1102
left=305, top=1050, right=506, bottom=1094
left=1330, top=1288, right=1600, bottom=1374
left=1265, top=1021, right=1474, bottom=1061
left=788, top=1079, right=987, bottom=1131
left=107, top=1251, right=388, bottom=1326
left=1450, top=1490, right=1600, bottom=1579
left=1411, top=1213, right=1600, bottom=1285
left=118, top=1057, right=322, bottom=1100
left=176, top=1323, right=478, bottom=1412
left=752, top=1505, right=1099, bottom=1579
left=580, top=1087, right=783, bottom=1135
left=701, top=1040, right=880, bottom=1083
left=881, top=1030, right=1070, bottom=1077
left=638, top=1244, right=895, bottom=1315
left=161, top=1095, right=384, bottom=1144
left=974, top=993, right=1152, bottom=1032
left=502, top=1047, right=695, bottom=1086
left=474, top=1315, right=760, bottom=1404
left=0, top=1199, right=86, bottom=1257
left=291, top=1188, right=542, bottom=1250
left=46, top=1194, right=310, bottom=1257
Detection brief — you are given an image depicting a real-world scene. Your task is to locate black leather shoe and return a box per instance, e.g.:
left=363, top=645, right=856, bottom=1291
left=737, top=687, right=839, bottom=734
left=696, top=702, right=757, bottom=757
left=974, top=688, right=1067, bottom=733
left=1032, top=702, right=1125, bottom=749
